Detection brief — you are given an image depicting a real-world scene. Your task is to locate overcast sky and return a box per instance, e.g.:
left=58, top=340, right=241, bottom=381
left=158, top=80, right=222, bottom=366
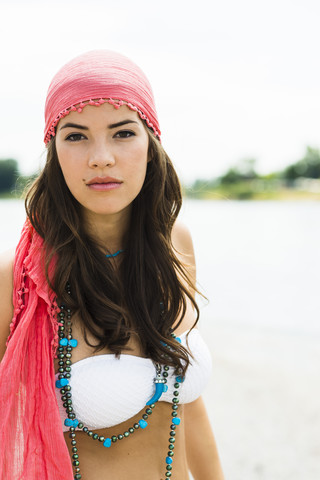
left=0, top=0, right=320, bottom=183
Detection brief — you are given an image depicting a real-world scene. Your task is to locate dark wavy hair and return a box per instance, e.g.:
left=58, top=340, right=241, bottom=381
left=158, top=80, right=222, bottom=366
left=25, top=129, right=199, bottom=373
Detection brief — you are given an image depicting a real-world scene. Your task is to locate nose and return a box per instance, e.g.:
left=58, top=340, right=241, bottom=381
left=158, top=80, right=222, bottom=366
left=88, top=141, right=115, bottom=168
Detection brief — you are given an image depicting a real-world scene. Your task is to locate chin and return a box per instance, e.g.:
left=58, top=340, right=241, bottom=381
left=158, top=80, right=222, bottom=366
left=82, top=202, right=132, bottom=219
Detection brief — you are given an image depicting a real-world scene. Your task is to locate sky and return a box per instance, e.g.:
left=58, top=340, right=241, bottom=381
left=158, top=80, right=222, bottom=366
left=0, top=0, right=320, bottom=184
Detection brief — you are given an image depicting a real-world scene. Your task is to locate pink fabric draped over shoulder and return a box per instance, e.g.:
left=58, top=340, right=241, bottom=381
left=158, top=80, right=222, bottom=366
left=0, top=220, right=73, bottom=480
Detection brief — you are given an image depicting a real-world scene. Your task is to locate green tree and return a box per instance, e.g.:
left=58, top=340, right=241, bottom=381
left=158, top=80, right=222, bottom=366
left=0, top=159, right=19, bottom=192
left=283, top=146, right=320, bottom=181
left=219, top=158, right=258, bottom=184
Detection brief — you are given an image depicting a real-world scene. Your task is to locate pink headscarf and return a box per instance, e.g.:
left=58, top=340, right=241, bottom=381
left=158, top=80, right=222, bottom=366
left=0, top=221, right=74, bottom=479
left=44, top=50, right=161, bottom=144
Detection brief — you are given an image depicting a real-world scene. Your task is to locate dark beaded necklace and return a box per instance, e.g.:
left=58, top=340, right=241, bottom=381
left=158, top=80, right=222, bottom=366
left=56, top=286, right=183, bottom=480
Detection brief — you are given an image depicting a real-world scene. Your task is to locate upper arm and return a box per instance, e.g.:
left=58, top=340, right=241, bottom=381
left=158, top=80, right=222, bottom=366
left=184, top=397, right=225, bottom=479
left=0, top=249, right=15, bottom=362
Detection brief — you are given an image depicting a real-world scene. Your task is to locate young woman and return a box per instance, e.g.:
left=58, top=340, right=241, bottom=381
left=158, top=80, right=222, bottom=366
left=0, top=50, right=224, bottom=480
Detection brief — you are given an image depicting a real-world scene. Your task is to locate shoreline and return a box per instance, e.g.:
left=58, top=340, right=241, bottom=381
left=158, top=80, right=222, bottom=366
left=185, top=189, right=320, bottom=201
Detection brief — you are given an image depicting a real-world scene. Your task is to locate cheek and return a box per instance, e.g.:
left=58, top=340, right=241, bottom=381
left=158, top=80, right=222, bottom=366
left=127, top=159, right=148, bottom=189
left=57, top=155, right=83, bottom=197
left=57, top=145, right=82, bottom=175
left=59, top=159, right=73, bottom=185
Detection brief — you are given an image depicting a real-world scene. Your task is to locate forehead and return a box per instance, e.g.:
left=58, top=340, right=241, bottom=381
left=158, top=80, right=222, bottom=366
left=58, top=102, right=142, bottom=128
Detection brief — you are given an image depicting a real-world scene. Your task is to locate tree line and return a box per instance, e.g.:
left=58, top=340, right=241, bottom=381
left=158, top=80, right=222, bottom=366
left=186, top=146, right=320, bottom=199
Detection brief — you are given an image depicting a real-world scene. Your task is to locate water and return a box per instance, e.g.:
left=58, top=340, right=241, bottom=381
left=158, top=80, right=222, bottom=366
left=1, top=198, right=319, bottom=336
left=0, top=199, right=27, bottom=251
left=179, top=199, right=320, bottom=336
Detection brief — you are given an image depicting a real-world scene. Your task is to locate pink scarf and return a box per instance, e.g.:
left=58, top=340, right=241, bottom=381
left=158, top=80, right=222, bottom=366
left=0, top=220, right=73, bottom=479
left=44, top=50, right=161, bottom=144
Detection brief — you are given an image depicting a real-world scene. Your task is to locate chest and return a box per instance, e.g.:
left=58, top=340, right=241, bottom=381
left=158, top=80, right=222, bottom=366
left=54, top=312, right=144, bottom=375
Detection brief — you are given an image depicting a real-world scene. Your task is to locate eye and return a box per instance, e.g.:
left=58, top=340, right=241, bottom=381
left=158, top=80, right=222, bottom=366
left=114, top=130, right=135, bottom=139
left=65, top=133, right=86, bottom=142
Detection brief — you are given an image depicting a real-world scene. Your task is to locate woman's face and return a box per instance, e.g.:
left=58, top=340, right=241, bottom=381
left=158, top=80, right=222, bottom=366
left=55, top=102, right=149, bottom=223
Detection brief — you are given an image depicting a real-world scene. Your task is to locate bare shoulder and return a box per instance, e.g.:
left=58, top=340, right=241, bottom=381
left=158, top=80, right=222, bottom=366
left=0, top=248, right=15, bottom=290
left=171, top=220, right=197, bottom=333
left=171, top=220, right=196, bottom=266
left=0, top=248, right=15, bottom=362
left=171, top=220, right=196, bottom=284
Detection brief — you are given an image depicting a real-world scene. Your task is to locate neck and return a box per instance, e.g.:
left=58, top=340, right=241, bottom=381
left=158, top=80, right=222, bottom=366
left=82, top=208, right=131, bottom=253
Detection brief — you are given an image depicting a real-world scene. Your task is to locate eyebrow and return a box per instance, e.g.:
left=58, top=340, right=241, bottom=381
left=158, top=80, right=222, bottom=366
left=59, top=120, right=139, bottom=130
left=109, top=120, right=139, bottom=129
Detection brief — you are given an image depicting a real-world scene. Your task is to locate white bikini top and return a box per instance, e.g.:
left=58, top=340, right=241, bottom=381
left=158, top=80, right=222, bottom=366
left=55, top=329, right=212, bottom=431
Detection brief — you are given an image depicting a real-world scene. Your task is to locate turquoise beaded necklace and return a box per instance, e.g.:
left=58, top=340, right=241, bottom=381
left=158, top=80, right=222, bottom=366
left=105, top=249, right=124, bottom=258
left=56, top=285, right=183, bottom=480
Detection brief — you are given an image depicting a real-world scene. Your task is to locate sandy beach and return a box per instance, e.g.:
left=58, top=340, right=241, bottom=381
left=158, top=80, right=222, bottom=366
left=201, top=319, right=320, bottom=480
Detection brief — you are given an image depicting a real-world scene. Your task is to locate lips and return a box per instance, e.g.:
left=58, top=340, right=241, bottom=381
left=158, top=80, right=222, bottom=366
left=86, top=176, right=122, bottom=185
left=86, top=176, right=123, bottom=192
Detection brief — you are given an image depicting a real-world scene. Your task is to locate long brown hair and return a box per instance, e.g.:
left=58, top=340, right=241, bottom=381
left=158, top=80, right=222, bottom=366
left=25, top=129, right=199, bottom=373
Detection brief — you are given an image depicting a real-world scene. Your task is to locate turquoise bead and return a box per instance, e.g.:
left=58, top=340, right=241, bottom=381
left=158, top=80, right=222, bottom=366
left=139, top=419, right=148, bottom=429
left=103, top=438, right=111, bottom=448
left=59, top=338, right=68, bottom=346
left=176, top=375, right=184, bottom=383
left=175, top=337, right=181, bottom=343
left=69, top=339, right=78, bottom=348
left=172, top=417, right=181, bottom=425
left=166, top=456, right=173, bottom=464
left=64, top=419, right=73, bottom=427
left=55, top=378, right=69, bottom=388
